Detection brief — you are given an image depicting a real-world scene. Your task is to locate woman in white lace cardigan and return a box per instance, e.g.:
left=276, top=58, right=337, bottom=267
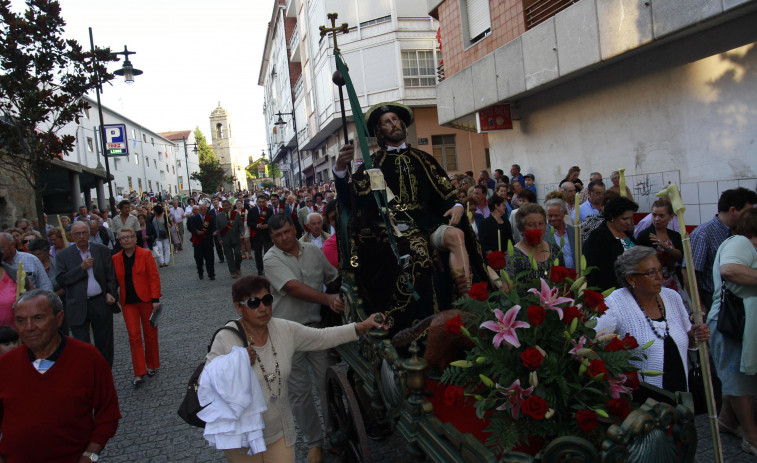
left=206, top=275, right=385, bottom=463
left=595, top=246, right=710, bottom=391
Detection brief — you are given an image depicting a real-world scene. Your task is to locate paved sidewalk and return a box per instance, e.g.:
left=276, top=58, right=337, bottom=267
left=98, top=245, right=753, bottom=462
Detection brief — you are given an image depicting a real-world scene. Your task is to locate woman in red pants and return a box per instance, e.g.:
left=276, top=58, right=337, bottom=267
left=112, top=226, right=162, bottom=388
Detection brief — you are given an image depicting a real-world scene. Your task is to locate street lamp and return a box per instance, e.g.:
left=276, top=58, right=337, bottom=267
left=89, top=27, right=143, bottom=216
left=181, top=138, right=198, bottom=196
left=274, top=111, right=302, bottom=187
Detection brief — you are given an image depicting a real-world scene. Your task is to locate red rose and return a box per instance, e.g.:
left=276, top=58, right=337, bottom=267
left=443, top=385, right=464, bottom=406
left=587, top=359, right=607, bottom=380
left=595, top=301, right=608, bottom=315
left=604, top=337, right=626, bottom=352
left=576, top=410, right=599, bottom=432
left=522, top=395, right=549, bottom=420
left=605, top=398, right=631, bottom=420
left=521, top=347, right=544, bottom=371
left=487, top=251, right=507, bottom=270
left=527, top=305, right=546, bottom=326
left=550, top=266, right=577, bottom=284
left=468, top=282, right=489, bottom=301
left=524, top=229, right=543, bottom=246
left=444, top=315, right=464, bottom=335
left=563, top=306, right=583, bottom=325
left=582, top=289, right=604, bottom=308
left=622, top=333, right=639, bottom=350
left=624, top=372, right=640, bottom=391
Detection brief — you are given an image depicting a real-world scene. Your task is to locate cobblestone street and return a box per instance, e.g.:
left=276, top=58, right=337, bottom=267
left=98, top=244, right=754, bottom=462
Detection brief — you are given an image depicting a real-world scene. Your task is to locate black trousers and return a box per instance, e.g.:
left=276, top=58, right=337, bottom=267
left=251, top=237, right=271, bottom=274
left=194, top=242, right=215, bottom=277
left=69, top=295, right=114, bottom=367
left=223, top=241, right=242, bottom=274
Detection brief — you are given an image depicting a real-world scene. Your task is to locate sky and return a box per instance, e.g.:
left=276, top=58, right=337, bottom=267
left=10, top=0, right=273, bottom=162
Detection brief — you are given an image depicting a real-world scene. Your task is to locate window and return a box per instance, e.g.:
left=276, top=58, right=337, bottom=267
left=148, top=180, right=152, bottom=191
left=128, top=177, right=133, bottom=189
left=154, top=159, right=158, bottom=169
left=113, top=158, right=120, bottom=171
left=84, top=107, right=90, bottom=119
left=402, top=51, right=439, bottom=87
left=134, top=154, right=139, bottom=165
left=216, top=123, right=224, bottom=139
left=172, top=166, right=175, bottom=174
left=86, top=137, right=94, bottom=152
left=461, top=0, right=491, bottom=47
left=177, top=160, right=182, bottom=168
left=132, top=128, right=136, bottom=139
left=431, top=134, right=457, bottom=171
left=151, top=137, right=154, bottom=146
left=138, top=178, right=143, bottom=191
left=142, top=134, right=146, bottom=142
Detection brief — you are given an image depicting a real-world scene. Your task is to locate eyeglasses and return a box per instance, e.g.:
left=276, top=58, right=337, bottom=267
left=633, top=268, right=663, bottom=278
left=119, top=235, right=136, bottom=241
left=23, top=238, right=35, bottom=244
left=239, top=294, right=273, bottom=309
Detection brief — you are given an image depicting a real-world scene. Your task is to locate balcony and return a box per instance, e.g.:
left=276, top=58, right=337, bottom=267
left=524, top=0, right=581, bottom=30
left=289, top=22, right=301, bottom=62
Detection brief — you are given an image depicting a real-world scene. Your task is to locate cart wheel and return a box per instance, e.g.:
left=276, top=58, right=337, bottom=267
left=326, top=364, right=372, bottom=463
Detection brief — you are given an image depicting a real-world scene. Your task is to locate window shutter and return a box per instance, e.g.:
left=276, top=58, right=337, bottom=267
left=466, top=0, right=491, bottom=40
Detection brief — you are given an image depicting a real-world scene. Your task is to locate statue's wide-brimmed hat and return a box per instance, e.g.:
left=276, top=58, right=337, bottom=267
left=365, top=102, right=414, bottom=137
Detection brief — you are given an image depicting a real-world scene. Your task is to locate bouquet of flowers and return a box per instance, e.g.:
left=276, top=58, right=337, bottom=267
left=441, top=265, right=654, bottom=454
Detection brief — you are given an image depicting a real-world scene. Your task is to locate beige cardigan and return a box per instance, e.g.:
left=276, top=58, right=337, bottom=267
left=206, top=318, right=358, bottom=447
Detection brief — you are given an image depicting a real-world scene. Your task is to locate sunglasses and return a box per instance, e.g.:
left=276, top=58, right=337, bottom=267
left=239, top=294, right=273, bottom=309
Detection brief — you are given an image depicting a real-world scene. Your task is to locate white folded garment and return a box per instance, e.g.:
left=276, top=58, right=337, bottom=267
left=198, top=346, right=268, bottom=454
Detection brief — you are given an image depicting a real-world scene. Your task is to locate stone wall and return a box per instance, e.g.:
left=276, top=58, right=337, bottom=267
left=0, top=163, right=36, bottom=229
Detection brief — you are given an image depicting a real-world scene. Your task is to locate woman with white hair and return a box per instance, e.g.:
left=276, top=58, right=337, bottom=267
left=595, top=246, right=710, bottom=392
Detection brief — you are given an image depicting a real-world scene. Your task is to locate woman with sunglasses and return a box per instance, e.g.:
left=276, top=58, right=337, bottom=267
left=205, top=275, right=385, bottom=462
left=595, top=246, right=710, bottom=392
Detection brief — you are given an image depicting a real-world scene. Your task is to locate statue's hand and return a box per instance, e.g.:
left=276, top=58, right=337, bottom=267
left=336, top=143, right=354, bottom=171
left=444, top=204, right=464, bottom=226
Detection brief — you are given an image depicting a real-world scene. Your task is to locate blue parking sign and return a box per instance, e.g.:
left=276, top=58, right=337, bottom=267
left=103, top=124, right=129, bottom=156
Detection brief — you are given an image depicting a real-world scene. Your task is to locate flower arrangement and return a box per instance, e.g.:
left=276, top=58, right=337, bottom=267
left=440, top=266, right=653, bottom=454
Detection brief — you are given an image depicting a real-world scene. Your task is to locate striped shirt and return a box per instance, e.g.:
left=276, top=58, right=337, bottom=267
left=689, top=215, right=730, bottom=294
left=2, top=251, right=53, bottom=292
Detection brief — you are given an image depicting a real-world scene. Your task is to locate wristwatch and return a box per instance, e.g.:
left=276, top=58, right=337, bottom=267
left=83, top=451, right=99, bottom=462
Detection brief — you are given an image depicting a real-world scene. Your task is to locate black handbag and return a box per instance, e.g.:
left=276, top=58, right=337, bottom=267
left=717, top=277, right=745, bottom=341
left=177, top=320, right=247, bottom=427
left=687, top=350, right=707, bottom=415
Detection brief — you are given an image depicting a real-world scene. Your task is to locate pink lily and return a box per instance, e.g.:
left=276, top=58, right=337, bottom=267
left=495, top=379, right=534, bottom=419
left=480, top=306, right=530, bottom=348
left=608, top=374, right=633, bottom=398
left=568, top=336, right=588, bottom=356
left=528, top=278, right=573, bottom=319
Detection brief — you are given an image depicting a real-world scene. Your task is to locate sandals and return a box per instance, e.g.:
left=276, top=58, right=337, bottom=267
left=743, top=439, right=757, bottom=457
left=132, top=377, right=145, bottom=388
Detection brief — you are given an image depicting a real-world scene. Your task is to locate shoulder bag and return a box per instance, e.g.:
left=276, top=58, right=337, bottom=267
left=716, top=238, right=746, bottom=340
left=177, top=319, right=248, bottom=427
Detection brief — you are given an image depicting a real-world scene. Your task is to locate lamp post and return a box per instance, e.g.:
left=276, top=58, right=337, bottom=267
left=89, top=28, right=142, bottom=216
left=181, top=138, right=198, bottom=197
left=274, top=111, right=302, bottom=187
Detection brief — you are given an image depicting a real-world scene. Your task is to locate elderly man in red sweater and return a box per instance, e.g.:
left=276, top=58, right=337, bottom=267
left=0, top=289, right=121, bottom=463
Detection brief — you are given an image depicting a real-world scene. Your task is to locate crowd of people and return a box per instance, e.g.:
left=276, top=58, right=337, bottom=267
left=1, top=99, right=756, bottom=462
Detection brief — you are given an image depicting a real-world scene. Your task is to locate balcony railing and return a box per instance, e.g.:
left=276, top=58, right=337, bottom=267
left=524, top=0, right=581, bottom=30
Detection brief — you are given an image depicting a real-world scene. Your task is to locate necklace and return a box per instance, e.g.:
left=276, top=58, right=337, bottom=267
left=631, top=291, right=669, bottom=340
left=245, top=328, right=282, bottom=403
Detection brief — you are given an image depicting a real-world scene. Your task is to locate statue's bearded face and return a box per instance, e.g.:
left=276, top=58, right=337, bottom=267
left=377, top=112, right=406, bottom=144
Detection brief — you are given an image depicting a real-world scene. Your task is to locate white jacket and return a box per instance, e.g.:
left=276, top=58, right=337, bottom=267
left=198, top=346, right=267, bottom=454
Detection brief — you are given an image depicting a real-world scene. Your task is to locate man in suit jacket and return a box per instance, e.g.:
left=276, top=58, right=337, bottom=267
left=247, top=194, right=273, bottom=275
left=112, top=226, right=162, bottom=387
left=55, top=221, right=118, bottom=366
left=187, top=203, right=217, bottom=280
left=298, top=197, right=312, bottom=232
left=216, top=199, right=245, bottom=278
left=545, top=198, right=578, bottom=270
left=285, top=194, right=304, bottom=238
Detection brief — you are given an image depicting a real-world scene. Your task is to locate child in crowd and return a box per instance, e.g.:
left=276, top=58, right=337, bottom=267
left=524, top=174, right=537, bottom=197
left=0, top=326, right=19, bottom=355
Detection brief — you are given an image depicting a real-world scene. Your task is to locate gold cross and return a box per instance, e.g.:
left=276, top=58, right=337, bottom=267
left=319, top=13, right=349, bottom=54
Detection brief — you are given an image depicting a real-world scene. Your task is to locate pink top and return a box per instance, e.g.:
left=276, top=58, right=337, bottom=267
left=322, top=234, right=338, bottom=268
left=0, top=272, right=17, bottom=328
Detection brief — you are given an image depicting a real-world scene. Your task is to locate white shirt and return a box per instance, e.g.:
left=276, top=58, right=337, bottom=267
left=77, top=246, right=102, bottom=297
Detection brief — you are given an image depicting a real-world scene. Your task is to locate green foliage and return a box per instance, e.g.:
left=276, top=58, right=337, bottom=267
left=190, top=127, right=233, bottom=192
left=261, top=179, right=275, bottom=189
left=0, top=0, right=117, bottom=226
